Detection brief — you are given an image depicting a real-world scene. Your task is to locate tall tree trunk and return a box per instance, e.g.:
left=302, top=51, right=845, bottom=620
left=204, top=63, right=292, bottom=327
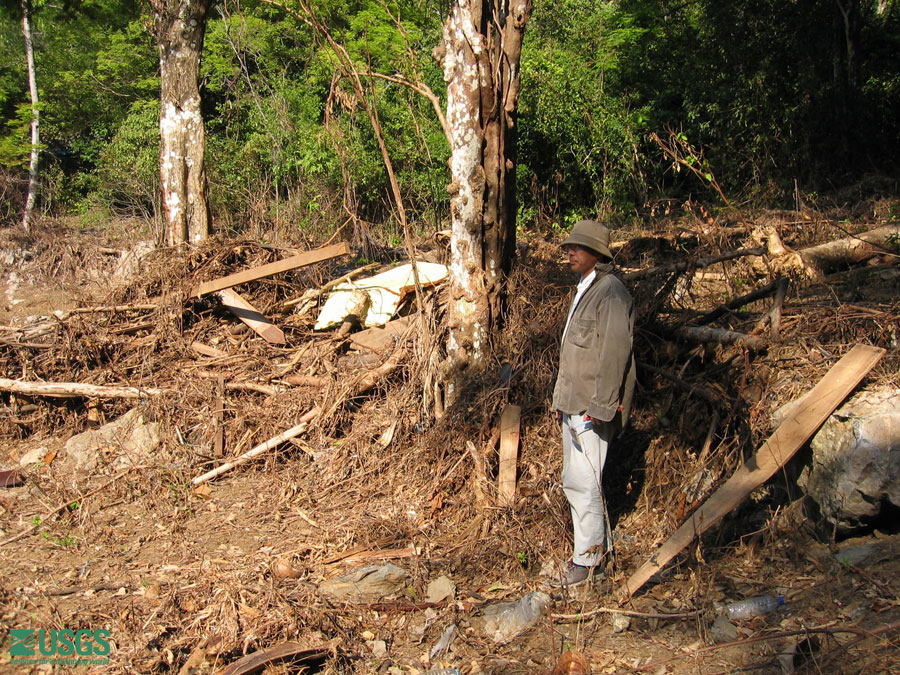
left=436, top=0, right=532, bottom=396
left=21, top=0, right=39, bottom=234
left=832, top=0, right=862, bottom=166
left=152, top=0, right=211, bottom=247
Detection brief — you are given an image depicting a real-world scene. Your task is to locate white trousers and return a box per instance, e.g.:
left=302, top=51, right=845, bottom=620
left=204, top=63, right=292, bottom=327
left=561, top=413, right=611, bottom=567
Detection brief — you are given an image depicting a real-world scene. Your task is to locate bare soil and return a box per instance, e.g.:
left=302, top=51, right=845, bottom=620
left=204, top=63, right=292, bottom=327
left=1, top=207, right=899, bottom=675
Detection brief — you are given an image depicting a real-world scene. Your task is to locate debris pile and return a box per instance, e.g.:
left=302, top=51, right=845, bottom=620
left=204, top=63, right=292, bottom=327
left=0, top=211, right=898, bottom=673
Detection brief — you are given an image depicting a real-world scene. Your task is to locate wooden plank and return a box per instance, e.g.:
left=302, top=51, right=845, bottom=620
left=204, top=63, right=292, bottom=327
left=216, top=289, right=286, bottom=345
left=498, top=404, right=521, bottom=506
left=619, top=344, right=885, bottom=601
left=349, top=316, right=412, bottom=353
left=193, top=242, right=351, bottom=297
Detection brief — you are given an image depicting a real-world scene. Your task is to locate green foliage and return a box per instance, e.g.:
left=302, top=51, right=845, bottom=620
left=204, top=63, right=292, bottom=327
left=0, top=101, right=38, bottom=167
left=1, top=0, right=898, bottom=235
left=95, top=99, right=159, bottom=218
left=518, top=0, right=647, bottom=221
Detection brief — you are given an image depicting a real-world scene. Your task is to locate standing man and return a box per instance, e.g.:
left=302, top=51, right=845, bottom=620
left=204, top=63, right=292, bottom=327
left=551, top=219, right=635, bottom=587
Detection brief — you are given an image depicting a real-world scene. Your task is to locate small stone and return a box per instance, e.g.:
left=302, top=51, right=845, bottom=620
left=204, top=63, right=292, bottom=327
left=19, top=446, right=49, bottom=467
left=426, top=575, right=456, bottom=603
left=611, top=613, right=631, bottom=633
left=366, top=639, right=387, bottom=658
left=710, top=614, right=738, bottom=643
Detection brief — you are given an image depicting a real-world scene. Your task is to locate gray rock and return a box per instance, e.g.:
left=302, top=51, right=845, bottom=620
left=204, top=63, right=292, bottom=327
left=64, top=407, right=160, bottom=471
left=318, top=564, right=409, bottom=601
left=710, top=614, right=738, bottom=643
left=796, top=387, right=900, bottom=533
left=476, top=591, right=550, bottom=643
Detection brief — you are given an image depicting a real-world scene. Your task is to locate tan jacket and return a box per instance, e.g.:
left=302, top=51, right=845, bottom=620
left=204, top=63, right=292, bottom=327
left=552, top=264, right=636, bottom=426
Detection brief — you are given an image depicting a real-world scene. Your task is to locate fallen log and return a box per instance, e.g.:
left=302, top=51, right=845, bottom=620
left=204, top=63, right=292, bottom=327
left=349, top=317, right=412, bottom=353
left=0, top=378, right=168, bottom=399
left=693, top=278, right=786, bottom=327
left=670, top=325, right=767, bottom=351
left=281, top=374, right=330, bottom=387
left=799, top=223, right=899, bottom=273
left=624, top=246, right=767, bottom=281
left=191, top=341, right=229, bottom=359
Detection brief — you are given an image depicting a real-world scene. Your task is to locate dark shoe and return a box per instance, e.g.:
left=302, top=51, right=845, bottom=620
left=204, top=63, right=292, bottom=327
left=549, top=560, right=605, bottom=588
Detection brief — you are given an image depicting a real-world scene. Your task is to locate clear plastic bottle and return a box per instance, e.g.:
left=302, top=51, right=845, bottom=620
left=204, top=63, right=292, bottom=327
left=724, top=594, right=784, bottom=620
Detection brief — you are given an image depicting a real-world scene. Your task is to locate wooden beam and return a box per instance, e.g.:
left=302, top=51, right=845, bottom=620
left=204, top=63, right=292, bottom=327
left=216, top=289, right=286, bottom=345
left=498, top=404, right=521, bottom=506
left=618, top=343, right=885, bottom=602
left=192, top=242, right=351, bottom=297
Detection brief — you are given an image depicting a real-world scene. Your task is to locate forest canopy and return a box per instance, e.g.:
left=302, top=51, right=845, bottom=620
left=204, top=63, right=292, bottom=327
left=1, top=0, right=898, bottom=237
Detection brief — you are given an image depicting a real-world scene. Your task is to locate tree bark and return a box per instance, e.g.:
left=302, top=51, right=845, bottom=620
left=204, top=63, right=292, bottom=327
left=152, top=0, right=211, bottom=247
left=436, top=0, right=532, bottom=391
left=21, top=0, right=39, bottom=234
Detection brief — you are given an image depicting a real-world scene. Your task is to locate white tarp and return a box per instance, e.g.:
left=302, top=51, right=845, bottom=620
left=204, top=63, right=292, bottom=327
left=314, top=262, right=448, bottom=330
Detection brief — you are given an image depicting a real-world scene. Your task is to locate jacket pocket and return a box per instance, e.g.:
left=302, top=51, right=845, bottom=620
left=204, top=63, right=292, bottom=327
left=568, top=318, right=595, bottom=349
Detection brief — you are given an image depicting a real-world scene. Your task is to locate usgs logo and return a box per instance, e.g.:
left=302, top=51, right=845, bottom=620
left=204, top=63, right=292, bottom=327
left=9, top=628, right=111, bottom=657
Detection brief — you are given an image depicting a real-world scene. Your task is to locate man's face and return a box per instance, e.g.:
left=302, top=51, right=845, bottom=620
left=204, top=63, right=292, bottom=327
left=563, top=244, right=601, bottom=279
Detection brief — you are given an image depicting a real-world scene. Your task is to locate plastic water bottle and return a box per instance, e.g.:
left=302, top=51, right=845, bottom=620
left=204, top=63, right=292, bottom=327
left=724, top=594, right=784, bottom=620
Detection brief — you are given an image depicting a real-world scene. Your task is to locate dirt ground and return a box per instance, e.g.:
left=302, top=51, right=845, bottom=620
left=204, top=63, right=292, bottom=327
left=1, top=208, right=899, bottom=674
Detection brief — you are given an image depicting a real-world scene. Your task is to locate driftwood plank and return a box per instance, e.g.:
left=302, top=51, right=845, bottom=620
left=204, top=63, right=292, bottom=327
left=193, top=242, right=351, bottom=297
left=619, top=343, right=885, bottom=601
left=498, top=404, right=521, bottom=506
left=217, top=289, right=286, bottom=345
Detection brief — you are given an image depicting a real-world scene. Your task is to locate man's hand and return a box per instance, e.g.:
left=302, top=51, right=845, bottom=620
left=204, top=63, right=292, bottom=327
left=555, top=410, right=562, bottom=422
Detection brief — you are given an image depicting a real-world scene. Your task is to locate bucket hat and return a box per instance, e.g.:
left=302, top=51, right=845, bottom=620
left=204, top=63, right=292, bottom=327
left=561, top=220, right=613, bottom=260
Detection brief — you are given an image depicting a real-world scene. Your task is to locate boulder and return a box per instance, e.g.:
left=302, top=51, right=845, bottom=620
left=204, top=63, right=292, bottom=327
left=64, top=407, right=160, bottom=471
left=318, top=564, right=409, bottom=601
left=797, top=387, right=900, bottom=533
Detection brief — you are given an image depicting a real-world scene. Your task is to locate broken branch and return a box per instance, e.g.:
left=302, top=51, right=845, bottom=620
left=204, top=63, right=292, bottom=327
left=0, top=378, right=169, bottom=399
left=191, top=407, right=321, bottom=485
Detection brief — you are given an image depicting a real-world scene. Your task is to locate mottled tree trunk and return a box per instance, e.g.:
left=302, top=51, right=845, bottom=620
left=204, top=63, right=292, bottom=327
left=21, top=0, right=39, bottom=234
left=436, top=0, right=532, bottom=395
left=152, top=0, right=211, bottom=246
